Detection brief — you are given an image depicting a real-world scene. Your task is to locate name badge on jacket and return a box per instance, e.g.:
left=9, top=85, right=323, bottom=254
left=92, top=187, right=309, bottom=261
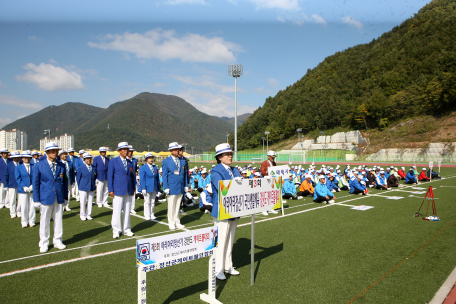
left=174, top=170, right=179, bottom=175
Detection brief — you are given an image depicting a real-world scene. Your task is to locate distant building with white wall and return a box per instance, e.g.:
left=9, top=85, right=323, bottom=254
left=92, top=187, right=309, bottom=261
left=40, top=134, right=74, bottom=151
left=0, top=130, right=6, bottom=150
left=20, top=131, right=27, bottom=151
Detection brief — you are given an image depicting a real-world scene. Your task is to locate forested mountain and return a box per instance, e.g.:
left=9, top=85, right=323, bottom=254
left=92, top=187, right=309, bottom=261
left=3, top=93, right=233, bottom=151
left=236, top=0, right=456, bottom=150
left=219, top=113, right=252, bottom=126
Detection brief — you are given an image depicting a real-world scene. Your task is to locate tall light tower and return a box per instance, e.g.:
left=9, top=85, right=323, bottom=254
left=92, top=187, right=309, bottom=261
left=261, top=137, right=265, bottom=157
left=265, top=131, right=270, bottom=151
left=226, top=133, right=230, bottom=143
left=44, top=129, right=51, bottom=142
left=228, top=64, right=242, bottom=161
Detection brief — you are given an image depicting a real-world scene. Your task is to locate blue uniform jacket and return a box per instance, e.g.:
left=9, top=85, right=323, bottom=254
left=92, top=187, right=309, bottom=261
left=74, top=157, right=84, bottom=172
left=32, top=160, right=68, bottom=205
left=162, top=156, right=188, bottom=195
left=61, top=160, right=75, bottom=185
left=189, top=176, right=196, bottom=189
left=107, top=156, right=135, bottom=196
left=139, top=164, right=160, bottom=193
left=376, top=175, right=387, bottom=186
left=198, top=177, right=210, bottom=189
left=4, top=161, right=19, bottom=188
left=282, top=179, right=297, bottom=196
left=131, top=158, right=138, bottom=173
left=0, top=157, right=7, bottom=185
left=350, top=179, right=365, bottom=193
left=326, top=179, right=339, bottom=191
left=314, top=182, right=333, bottom=200
left=210, top=164, right=240, bottom=220
left=405, top=171, right=417, bottom=183
left=199, top=189, right=212, bottom=208
left=76, top=164, right=97, bottom=192
left=30, top=158, right=40, bottom=165
left=93, top=155, right=109, bottom=181
left=15, top=163, right=33, bottom=193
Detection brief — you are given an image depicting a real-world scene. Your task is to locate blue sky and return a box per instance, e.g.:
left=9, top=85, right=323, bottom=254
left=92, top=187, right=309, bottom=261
left=0, top=0, right=431, bottom=128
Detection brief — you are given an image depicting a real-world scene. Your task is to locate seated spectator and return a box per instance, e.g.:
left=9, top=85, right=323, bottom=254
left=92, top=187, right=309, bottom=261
left=326, top=173, right=340, bottom=192
left=337, top=172, right=350, bottom=191
left=419, top=168, right=430, bottom=181
left=387, top=172, right=400, bottom=187
left=199, top=184, right=213, bottom=214
left=376, top=171, right=389, bottom=190
left=282, top=174, right=302, bottom=200
left=405, top=168, right=418, bottom=184
left=298, top=174, right=314, bottom=197
left=197, top=169, right=210, bottom=192
left=350, top=175, right=367, bottom=195
left=427, top=168, right=440, bottom=179
left=313, top=175, right=336, bottom=204
left=397, top=167, right=406, bottom=180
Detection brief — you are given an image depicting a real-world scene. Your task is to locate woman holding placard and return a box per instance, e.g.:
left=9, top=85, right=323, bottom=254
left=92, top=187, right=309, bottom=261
left=210, top=143, right=242, bottom=281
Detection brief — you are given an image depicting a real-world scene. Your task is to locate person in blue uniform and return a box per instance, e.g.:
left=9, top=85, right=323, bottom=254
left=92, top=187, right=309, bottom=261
left=405, top=168, right=418, bottom=184
left=67, top=148, right=78, bottom=200
left=162, top=142, right=188, bottom=230
left=5, top=150, right=21, bottom=218
left=350, top=175, right=367, bottom=195
left=0, top=148, right=8, bottom=209
left=127, top=146, right=138, bottom=214
left=93, top=147, right=110, bottom=208
left=197, top=169, right=210, bottom=192
left=107, top=142, right=135, bottom=238
left=376, top=171, right=388, bottom=190
left=73, top=149, right=85, bottom=202
left=32, top=142, right=68, bottom=253
left=210, top=143, right=242, bottom=281
left=314, top=175, right=336, bottom=204
left=16, top=150, right=35, bottom=228
left=77, top=153, right=97, bottom=221
left=59, top=150, right=74, bottom=211
left=199, top=184, right=213, bottom=214
left=30, top=151, right=40, bottom=165
left=282, top=174, right=298, bottom=200
left=140, top=152, right=160, bottom=221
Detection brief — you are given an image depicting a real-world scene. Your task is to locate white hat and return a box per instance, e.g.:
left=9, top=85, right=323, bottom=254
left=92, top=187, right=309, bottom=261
left=380, top=171, right=384, bottom=174
left=59, top=150, right=67, bottom=155
left=168, top=142, right=180, bottom=150
left=11, top=151, right=21, bottom=157
left=386, top=167, right=391, bottom=170
left=200, top=166, right=205, bottom=168
left=117, top=142, right=129, bottom=150
left=361, top=172, right=366, bottom=175
left=215, top=143, right=233, bottom=156
left=212, top=165, right=215, bottom=167
left=144, top=152, right=154, bottom=159
left=410, top=168, right=414, bottom=171
left=422, top=168, right=426, bottom=171
left=267, top=150, right=276, bottom=157
left=31, top=151, right=38, bottom=156
left=300, top=168, right=305, bottom=171
left=319, top=175, right=326, bottom=179
left=159, top=168, right=162, bottom=172
left=21, top=150, right=32, bottom=158
left=411, top=165, right=415, bottom=168
left=248, top=165, right=252, bottom=168
left=38, top=152, right=43, bottom=156
left=336, top=169, right=341, bottom=173
left=353, top=171, right=359, bottom=175
left=305, top=174, right=311, bottom=179
left=322, top=165, right=326, bottom=168
left=201, top=169, right=207, bottom=174
left=206, top=184, right=213, bottom=193
left=99, top=147, right=107, bottom=152
left=0, top=148, right=8, bottom=153
left=83, top=152, right=93, bottom=159
left=68, top=148, right=75, bottom=152
left=78, top=149, right=86, bottom=154
left=128, top=145, right=135, bottom=151
left=254, top=172, right=260, bottom=176
left=331, top=173, right=337, bottom=177
left=45, top=142, right=59, bottom=151
left=241, top=170, right=247, bottom=174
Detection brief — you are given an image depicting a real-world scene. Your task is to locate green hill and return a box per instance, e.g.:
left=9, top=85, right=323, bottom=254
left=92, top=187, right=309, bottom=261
left=236, top=0, right=456, bottom=150
left=3, top=93, right=233, bottom=152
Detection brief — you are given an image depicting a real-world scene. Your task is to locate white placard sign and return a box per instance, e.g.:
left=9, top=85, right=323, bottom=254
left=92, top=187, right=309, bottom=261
left=268, top=165, right=291, bottom=179
left=429, top=161, right=433, bottom=168
left=218, top=177, right=282, bottom=220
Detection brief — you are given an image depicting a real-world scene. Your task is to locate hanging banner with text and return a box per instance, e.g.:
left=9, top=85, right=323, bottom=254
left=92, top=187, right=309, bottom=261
left=268, top=165, right=291, bottom=179
left=136, top=226, right=217, bottom=272
left=218, top=177, right=282, bottom=220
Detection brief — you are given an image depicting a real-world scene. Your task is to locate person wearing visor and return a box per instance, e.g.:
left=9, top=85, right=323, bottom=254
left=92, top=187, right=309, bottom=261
left=313, top=175, right=336, bottom=204
left=16, top=150, right=35, bottom=228
left=77, top=153, right=97, bottom=221
left=140, top=152, right=160, bottom=221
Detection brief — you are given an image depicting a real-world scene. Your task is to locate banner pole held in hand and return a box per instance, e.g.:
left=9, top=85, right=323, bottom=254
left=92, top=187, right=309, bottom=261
left=251, top=214, right=255, bottom=286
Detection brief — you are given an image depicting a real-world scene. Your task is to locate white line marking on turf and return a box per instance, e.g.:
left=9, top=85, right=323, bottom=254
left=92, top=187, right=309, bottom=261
left=1, top=175, right=454, bottom=275
left=81, top=239, right=98, bottom=257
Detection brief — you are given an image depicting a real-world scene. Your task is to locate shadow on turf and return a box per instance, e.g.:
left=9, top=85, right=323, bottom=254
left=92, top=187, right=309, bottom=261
left=64, top=225, right=112, bottom=245
left=161, top=279, right=227, bottom=304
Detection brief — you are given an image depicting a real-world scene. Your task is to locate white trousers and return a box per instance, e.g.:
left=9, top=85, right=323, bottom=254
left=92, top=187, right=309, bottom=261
left=144, top=191, right=157, bottom=220
left=0, top=183, right=7, bottom=207
left=130, top=194, right=136, bottom=212
left=79, top=190, right=94, bottom=219
left=167, top=194, right=183, bottom=226
left=111, top=195, right=132, bottom=234
left=213, top=217, right=238, bottom=274
left=74, top=180, right=80, bottom=201
left=70, top=182, right=78, bottom=200
left=39, top=198, right=63, bottom=248
left=96, top=180, right=108, bottom=205
left=7, top=188, right=17, bottom=216
left=18, top=192, right=35, bottom=225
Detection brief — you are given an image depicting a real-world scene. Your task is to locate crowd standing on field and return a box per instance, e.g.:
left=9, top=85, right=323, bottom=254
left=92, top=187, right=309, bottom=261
left=0, top=141, right=441, bottom=279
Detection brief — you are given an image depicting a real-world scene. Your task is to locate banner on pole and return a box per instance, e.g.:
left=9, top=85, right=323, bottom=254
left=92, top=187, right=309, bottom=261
left=268, top=165, right=291, bottom=179
left=136, top=226, right=217, bottom=271
left=429, top=161, right=433, bottom=168
left=438, top=161, right=441, bottom=167
left=218, top=177, right=282, bottom=220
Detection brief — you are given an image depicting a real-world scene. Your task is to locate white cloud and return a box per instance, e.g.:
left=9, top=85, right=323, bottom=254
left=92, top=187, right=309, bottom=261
left=0, top=95, right=43, bottom=110
left=28, top=36, right=37, bottom=41
left=15, top=63, right=85, bottom=92
left=311, top=14, right=327, bottom=26
left=176, top=88, right=256, bottom=117
left=342, top=16, right=364, bottom=29
left=267, top=77, right=280, bottom=89
left=17, top=115, right=26, bottom=119
left=49, top=59, right=58, bottom=64
left=148, top=82, right=168, bottom=88
left=0, top=118, right=13, bottom=128
left=250, top=0, right=300, bottom=10
left=0, top=80, right=6, bottom=87
left=88, top=28, right=243, bottom=63
left=278, top=13, right=326, bottom=26
left=170, top=74, right=239, bottom=93
left=165, top=0, right=207, bottom=4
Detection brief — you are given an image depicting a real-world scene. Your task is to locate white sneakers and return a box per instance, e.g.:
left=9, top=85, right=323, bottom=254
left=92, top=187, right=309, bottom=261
left=130, top=210, right=137, bottom=215
left=328, top=200, right=335, bottom=204
left=29, top=223, right=36, bottom=227
left=103, top=203, right=110, bottom=207
left=150, top=215, right=156, bottom=220
left=169, top=224, right=176, bottom=231
left=176, top=223, right=185, bottom=229
left=87, top=216, right=93, bottom=220
left=113, top=231, right=120, bottom=238
left=216, top=272, right=227, bottom=281
left=204, top=209, right=210, bottom=214
left=269, top=209, right=279, bottom=214
left=40, top=246, right=49, bottom=253
left=65, top=206, right=71, bottom=211
left=81, top=217, right=87, bottom=221
left=22, top=224, right=27, bottom=228
left=297, top=196, right=304, bottom=199
left=98, top=203, right=103, bottom=208
left=54, top=243, right=66, bottom=250
left=225, top=268, right=240, bottom=276
left=124, top=231, right=135, bottom=237
left=261, top=211, right=268, bottom=216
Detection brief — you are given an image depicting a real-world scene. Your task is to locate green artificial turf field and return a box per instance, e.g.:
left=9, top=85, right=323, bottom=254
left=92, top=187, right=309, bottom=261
left=1, top=162, right=455, bottom=303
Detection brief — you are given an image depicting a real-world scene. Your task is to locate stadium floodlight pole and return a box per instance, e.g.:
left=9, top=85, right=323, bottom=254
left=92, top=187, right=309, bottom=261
left=228, top=64, right=242, bottom=161
left=181, top=143, right=187, bottom=153
left=296, top=128, right=302, bottom=144
left=261, top=137, right=265, bottom=158
left=319, top=131, right=324, bottom=160
left=44, top=129, right=50, bottom=140
left=226, top=133, right=230, bottom=143
left=265, top=131, right=270, bottom=151
left=147, top=145, right=150, bottom=152
left=191, top=147, right=194, bottom=155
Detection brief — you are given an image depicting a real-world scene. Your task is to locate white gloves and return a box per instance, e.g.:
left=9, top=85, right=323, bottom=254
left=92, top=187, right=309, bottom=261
left=234, top=177, right=243, bottom=184
left=164, top=189, right=170, bottom=195
left=29, top=185, right=33, bottom=192
left=23, top=187, right=28, bottom=192
left=34, top=202, right=41, bottom=208
left=184, top=187, right=188, bottom=192
left=142, top=190, right=147, bottom=195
